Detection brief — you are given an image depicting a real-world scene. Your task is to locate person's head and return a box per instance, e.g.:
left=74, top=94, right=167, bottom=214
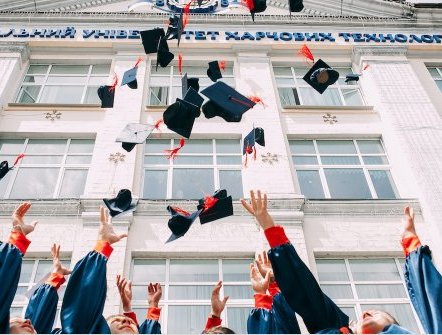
left=203, top=326, right=235, bottom=334
left=106, top=314, right=139, bottom=334
left=354, top=310, right=399, bottom=334
left=9, top=318, right=36, bottom=334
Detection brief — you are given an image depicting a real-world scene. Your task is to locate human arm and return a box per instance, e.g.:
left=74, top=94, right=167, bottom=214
left=139, top=283, right=163, bottom=334
left=203, top=281, right=228, bottom=331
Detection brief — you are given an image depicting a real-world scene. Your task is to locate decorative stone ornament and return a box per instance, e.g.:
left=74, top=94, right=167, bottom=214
left=322, top=113, right=338, bottom=124
left=261, top=152, right=279, bottom=165
left=44, top=110, right=62, bottom=121
left=108, top=152, right=126, bottom=163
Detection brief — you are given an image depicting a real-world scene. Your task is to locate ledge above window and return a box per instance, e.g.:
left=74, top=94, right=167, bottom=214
left=7, top=103, right=102, bottom=112
left=282, top=105, right=375, bottom=112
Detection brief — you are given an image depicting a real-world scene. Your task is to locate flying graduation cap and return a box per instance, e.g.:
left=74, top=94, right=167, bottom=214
left=165, top=13, right=185, bottom=47
left=182, top=73, right=200, bottom=98
left=345, top=73, right=361, bottom=83
left=121, top=58, right=143, bottom=90
left=244, top=0, right=267, bottom=22
left=200, top=81, right=256, bottom=122
left=116, top=123, right=155, bottom=152
left=289, top=0, right=304, bottom=13
left=140, top=28, right=165, bottom=54
left=303, top=59, right=340, bottom=94
left=156, top=37, right=175, bottom=71
left=166, top=206, right=202, bottom=243
left=103, top=189, right=137, bottom=218
left=97, top=75, right=118, bottom=108
left=0, top=154, right=25, bottom=181
left=207, top=61, right=223, bottom=82
left=243, top=127, right=265, bottom=167
left=196, top=189, right=233, bottom=224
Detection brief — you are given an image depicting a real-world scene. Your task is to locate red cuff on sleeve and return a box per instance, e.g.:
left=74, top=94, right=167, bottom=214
left=268, top=282, right=280, bottom=297
left=254, top=293, right=273, bottom=310
left=401, top=234, right=422, bottom=257
left=205, top=316, right=222, bottom=331
left=8, top=230, right=31, bottom=255
left=124, top=311, right=139, bottom=326
left=264, top=226, right=289, bottom=248
left=147, top=307, right=161, bottom=321
left=94, top=240, right=113, bottom=258
left=45, top=273, right=66, bottom=289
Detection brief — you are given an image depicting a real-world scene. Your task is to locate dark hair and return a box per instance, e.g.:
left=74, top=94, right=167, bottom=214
left=203, top=326, right=236, bottom=334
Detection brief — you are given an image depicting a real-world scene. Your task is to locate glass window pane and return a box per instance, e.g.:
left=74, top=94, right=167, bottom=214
left=35, top=260, right=53, bottom=280
left=50, top=65, right=90, bottom=75
left=169, top=259, right=218, bottom=282
left=10, top=307, right=24, bottom=318
left=296, top=170, right=325, bottom=199
left=149, top=87, right=169, bottom=105
left=17, top=86, right=41, bottom=103
left=23, top=75, right=46, bottom=84
left=357, top=140, right=385, bottom=154
left=145, top=140, right=171, bottom=154
left=26, top=139, right=67, bottom=154
left=320, top=156, right=360, bottom=165
left=362, top=156, right=389, bottom=165
left=59, top=169, right=88, bottom=198
left=316, top=259, right=349, bottom=281
left=317, top=140, right=357, bottom=154
left=0, top=139, right=25, bottom=153
left=84, top=86, right=101, bottom=104
left=219, top=170, right=243, bottom=200
left=39, top=86, right=84, bottom=104
left=22, top=155, right=63, bottom=164
left=144, top=156, right=167, bottom=165
left=369, top=170, right=397, bottom=199
left=88, top=77, right=108, bottom=85
left=362, top=304, right=419, bottom=333
left=0, top=171, right=12, bottom=198
left=276, top=77, right=295, bottom=86
left=293, top=67, right=308, bottom=77
left=217, top=156, right=242, bottom=165
left=169, top=285, right=213, bottom=300
left=349, top=259, right=401, bottom=281
left=143, top=170, right=167, bottom=199
left=227, top=307, right=252, bottom=334
left=172, top=169, right=214, bottom=199
left=224, top=285, right=254, bottom=299
left=27, top=65, right=49, bottom=74
left=178, top=139, right=212, bottom=154
left=299, top=87, right=342, bottom=106
left=216, top=140, right=241, bottom=154
left=168, top=305, right=210, bottom=334
left=19, top=261, right=34, bottom=283
left=436, top=80, right=442, bottom=92
left=69, top=139, right=95, bottom=153
left=292, top=156, right=318, bottom=165
left=342, top=89, right=363, bottom=106
left=65, top=156, right=92, bottom=164
left=278, top=87, right=300, bottom=106
left=339, top=306, right=357, bottom=321
left=132, top=259, right=166, bottom=283
left=174, top=156, right=213, bottom=165
left=324, top=169, right=371, bottom=199
left=91, top=64, right=111, bottom=75
left=13, top=287, right=28, bottom=302
left=273, top=67, right=292, bottom=76
left=46, top=76, right=87, bottom=84
left=223, top=259, right=252, bottom=281
left=10, top=168, right=59, bottom=198
left=356, top=284, right=407, bottom=299
left=427, top=68, right=441, bottom=78
left=321, top=284, right=354, bottom=299
left=289, top=140, right=315, bottom=154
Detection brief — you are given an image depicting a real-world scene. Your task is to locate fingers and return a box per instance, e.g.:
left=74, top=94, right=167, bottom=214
left=257, top=253, right=263, bottom=264
left=212, top=281, right=222, bottom=295
left=264, top=269, right=271, bottom=284
left=250, top=263, right=258, bottom=280
left=255, top=259, right=264, bottom=275
left=128, top=280, right=132, bottom=291
left=155, top=283, right=162, bottom=293
left=250, top=190, right=257, bottom=212
left=263, top=251, right=269, bottom=265
left=257, top=190, right=262, bottom=212
left=31, top=221, right=38, bottom=229
left=222, top=296, right=229, bottom=306
left=117, top=274, right=122, bottom=286
left=100, top=206, right=106, bottom=225
left=117, top=233, right=128, bottom=241
left=148, top=283, right=154, bottom=294
left=240, top=199, right=255, bottom=216
left=21, top=203, right=31, bottom=217
left=263, top=193, right=267, bottom=212
left=51, top=244, right=56, bottom=257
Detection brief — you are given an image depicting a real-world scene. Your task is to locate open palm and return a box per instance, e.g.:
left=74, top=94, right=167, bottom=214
left=12, top=202, right=38, bottom=236
left=98, top=206, right=128, bottom=244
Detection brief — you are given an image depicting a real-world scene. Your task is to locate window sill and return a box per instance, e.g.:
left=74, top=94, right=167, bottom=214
left=7, top=103, right=102, bottom=111
left=145, top=105, right=167, bottom=111
left=282, top=105, right=374, bottom=112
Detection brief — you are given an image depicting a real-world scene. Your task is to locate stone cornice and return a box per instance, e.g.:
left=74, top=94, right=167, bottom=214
left=0, top=41, right=29, bottom=61
left=352, top=45, right=409, bottom=66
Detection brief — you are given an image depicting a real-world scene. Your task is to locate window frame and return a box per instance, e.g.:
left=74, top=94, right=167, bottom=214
left=289, top=138, right=398, bottom=199
left=427, top=66, right=442, bottom=92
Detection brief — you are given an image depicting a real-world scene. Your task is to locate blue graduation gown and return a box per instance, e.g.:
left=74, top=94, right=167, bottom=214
left=25, top=283, right=59, bottom=334
left=139, top=319, right=162, bottom=334
left=404, top=243, right=442, bottom=334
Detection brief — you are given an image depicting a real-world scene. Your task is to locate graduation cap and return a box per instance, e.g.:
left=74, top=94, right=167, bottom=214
left=116, top=123, right=155, bottom=152
left=165, top=13, right=185, bottom=47
left=182, top=73, right=200, bottom=98
left=197, top=189, right=233, bottom=224
left=103, top=189, right=137, bottom=218
left=156, top=37, right=174, bottom=71
left=245, top=0, right=267, bottom=22
left=121, top=67, right=138, bottom=89
left=140, top=28, right=165, bottom=54
left=97, top=85, right=115, bottom=108
left=200, top=81, right=256, bottom=122
left=0, top=154, right=25, bottom=181
left=345, top=73, right=361, bottom=83
left=289, top=0, right=304, bottom=12
left=303, top=59, right=340, bottom=94
left=207, top=61, right=223, bottom=82
left=166, top=206, right=202, bottom=243
left=242, top=127, right=265, bottom=155
left=163, top=87, right=204, bottom=138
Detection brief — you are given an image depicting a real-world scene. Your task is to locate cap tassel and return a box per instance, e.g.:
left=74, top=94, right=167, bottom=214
left=178, top=54, right=183, bottom=75
left=362, top=64, right=370, bottom=71
left=172, top=206, right=191, bottom=216
left=203, top=195, right=218, bottom=212
left=183, top=1, right=192, bottom=27
left=134, top=57, right=143, bottom=68
left=154, top=119, right=163, bottom=130
left=219, top=60, right=226, bottom=71
left=248, top=95, right=264, bottom=106
left=229, top=96, right=254, bottom=108
left=298, top=44, right=315, bottom=65
left=108, top=74, right=119, bottom=92
left=164, top=138, right=185, bottom=159
left=243, top=145, right=254, bottom=168
left=13, top=153, right=25, bottom=166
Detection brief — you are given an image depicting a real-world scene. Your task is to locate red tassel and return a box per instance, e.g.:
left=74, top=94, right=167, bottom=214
left=183, top=1, right=192, bottom=27
left=229, top=96, right=254, bottom=108
left=203, top=196, right=218, bottom=212
left=134, top=57, right=143, bottom=68
left=164, top=139, right=185, bottom=159
left=219, top=60, right=226, bottom=71
left=172, top=206, right=190, bottom=216
left=154, top=119, right=163, bottom=130
left=253, top=146, right=256, bottom=160
left=13, top=154, right=25, bottom=166
left=248, top=95, right=264, bottom=106
left=178, top=54, right=183, bottom=75
left=244, top=0, right=254, bottom=10
left=362, top=64, right=370, bottom=71
left=298, top=44, right=314, bottom=64
left=108, top=74, right=119, bottom=92
left=243, top=145, right=254, bottom=168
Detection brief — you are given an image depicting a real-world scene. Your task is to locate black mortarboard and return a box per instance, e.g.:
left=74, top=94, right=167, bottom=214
left=242, top=127, right=265, bottom=155
left=0, top=161, right=10, bottom=180
left=345, top=73, right=361, bottom=83
left=103, top=189, right=137, bottom=217
left=181, top=73, right=200, bottom=98
left=121, top=67, right=138, bottom=89
left=163, top=87, right=203, bottom=138
left=140, top=28, right=165, bottom=54
left=207, top=61, right=222, bottom=82
left=289, top=0, right=304, bottom=12
left=156, top=37, right=174, bottom=71
left=165, top=14, right=185, bottom=47
left=249, top=0, right=267, bottom=21
left=166, top=206, right=202, bottom=243
left=200, top=81, right=256, bottom=122
left=116, top=123, right=154, bottom=152
left=303, top=59, right=340, bottom=94
left=97, top=86, right=115, bottom=108
left=197, top=189, right=233, bottom=224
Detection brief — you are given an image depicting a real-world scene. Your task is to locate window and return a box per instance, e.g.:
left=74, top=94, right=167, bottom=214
left=16, top=64, right=111, bottom=104
left=131, top=258, right=253, bottom=334
left=316, top=258, right=422, bottom=333
left=10, top=258, right=70, bottom=327
left=143, top=139, right=243, bottom=199
left=0, top=139, right=94, bottom=199
left=427, top=67, right=442, bottom=92
left=289, top=139, right=398, bottom=199
left=147, top=63, right=235, bottom=106
left=274, top=66, right=364, bottom=107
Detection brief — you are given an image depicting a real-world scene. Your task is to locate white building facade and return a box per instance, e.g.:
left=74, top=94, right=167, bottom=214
left=0, top=0, right=441, bottom=332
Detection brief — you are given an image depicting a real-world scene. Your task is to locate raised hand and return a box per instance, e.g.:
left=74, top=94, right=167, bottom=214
left=116, top=275, right=133, bottom=312
left=148, top=283, right=162, bottom=308
left=256, top=251, right=274, bottom=283
left=250, top=262, right=271, bottom=294
left=241, top=190, right=275, bottom=230
left=211, top=281, right=229, bottom=318
left=403, top=206, right=417, bottom=238
left=51, top=244, right=72, bottom=276
left=98, top=206, right=128, bottom=244
left=11, top=202, right=38, bottom=235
